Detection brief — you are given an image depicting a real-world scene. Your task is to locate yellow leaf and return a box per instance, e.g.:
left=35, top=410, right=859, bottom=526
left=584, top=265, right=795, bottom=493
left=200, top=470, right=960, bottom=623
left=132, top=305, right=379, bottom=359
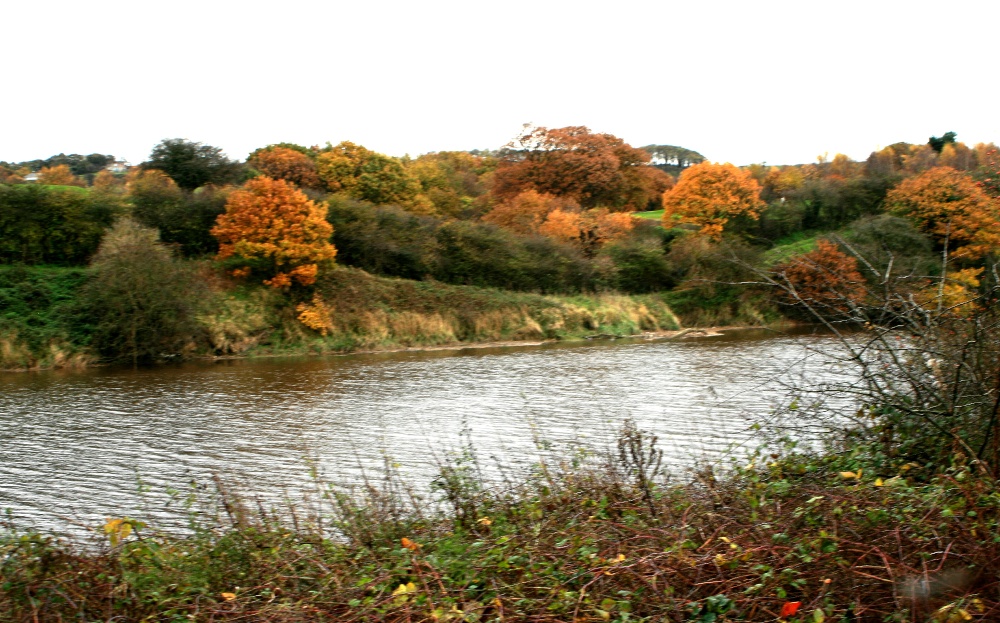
left=875, top=478, right=884, bottom=487
left=477, top=517, right=492, bottom=526
left=596, top=609, right=611, bottom=621
left=813, top=609, right=826, bottom=622
left=221, top=592, right=237, bottom=601
left=615, top=553, right=626, bottom=562
left=103, top=517, right=132, bottom=547
left=839, top=471, right=858, bottom=480
left=392, top=582, right=417, bottom=596
left=103, top=518, right=123, bottom=534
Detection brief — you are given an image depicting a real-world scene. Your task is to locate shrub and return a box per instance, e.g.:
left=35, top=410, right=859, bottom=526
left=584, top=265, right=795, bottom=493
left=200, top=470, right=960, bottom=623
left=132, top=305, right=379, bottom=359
left=82, top=219, right=206, bottom=364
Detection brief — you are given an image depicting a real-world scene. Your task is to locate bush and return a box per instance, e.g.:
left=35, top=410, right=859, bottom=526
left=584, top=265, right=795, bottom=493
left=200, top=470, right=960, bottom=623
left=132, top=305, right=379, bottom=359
left=327, top=200, right=603, bottom=293
left=0, top=184, right=121, bottom=264
left=840, top=214, right=939, bottom=282
left=82, top=219, right=206, bottom=364
left=601, top=237, right=674, bottom=293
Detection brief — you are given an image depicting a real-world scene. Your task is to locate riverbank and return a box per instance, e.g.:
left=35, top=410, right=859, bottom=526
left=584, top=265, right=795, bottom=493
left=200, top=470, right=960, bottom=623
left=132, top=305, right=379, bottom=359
left=1, top=264, right=697, bottom=371
left=3, top=427, right=996, bottom=622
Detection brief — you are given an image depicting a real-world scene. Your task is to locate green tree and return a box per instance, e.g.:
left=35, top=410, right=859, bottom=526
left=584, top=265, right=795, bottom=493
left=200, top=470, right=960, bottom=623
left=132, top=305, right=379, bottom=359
left=142, top=139, right=244, bottom=190
left=82, top=218, right=205, bottom=365
left=0, top=184, right=121, bottom=264
left=928, top=131, right=957, bottom=154
left=128, top=170, right=230, bottom=256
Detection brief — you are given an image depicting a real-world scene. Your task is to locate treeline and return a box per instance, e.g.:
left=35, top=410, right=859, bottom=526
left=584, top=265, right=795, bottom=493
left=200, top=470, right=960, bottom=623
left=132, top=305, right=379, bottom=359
left=2, top=126, right=999, bottom=364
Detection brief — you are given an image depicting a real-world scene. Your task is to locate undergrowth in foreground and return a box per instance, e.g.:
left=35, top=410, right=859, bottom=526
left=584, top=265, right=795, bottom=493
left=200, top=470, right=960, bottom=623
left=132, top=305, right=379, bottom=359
left=2, top=427, right=999, bottom=623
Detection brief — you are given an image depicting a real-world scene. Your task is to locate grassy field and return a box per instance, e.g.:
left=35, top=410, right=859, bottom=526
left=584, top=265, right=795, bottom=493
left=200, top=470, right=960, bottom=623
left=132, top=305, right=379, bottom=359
left=633, top=209, right=664, bottom=221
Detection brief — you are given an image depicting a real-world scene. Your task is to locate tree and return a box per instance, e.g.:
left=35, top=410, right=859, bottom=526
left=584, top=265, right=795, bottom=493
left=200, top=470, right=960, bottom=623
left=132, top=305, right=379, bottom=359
left=37, top=164, right=84, bottom=186
left=482, top=189, right=579, bottom=235
left=973, top=145, right=1000, bottom=199
left=83, top=218, right=204, bottom=365
left=537, top=208, right=636, bottom=257
left=928, top=131, right=957, bottom=154
left=128, top=170, right=231, bottom=256
left=316, top=141, right=425, bottom=209
left=143, top=139, right=243, bottom=190
left=641, top=144, right=706, bottom=173
left=407, top=151, right=496, bottom=217
left=0, top=184, right=119, bottom=264
left=247, top=146, right=322, bottom=189
left=661, top=162, right=764, bottom=238
left=211, top=176, right=337, bottom=287
left=491, top=126, right=654, bottom=209
left=885, top=166, right=1000, bottom=261
left=772, top=240, right=866, bottom=315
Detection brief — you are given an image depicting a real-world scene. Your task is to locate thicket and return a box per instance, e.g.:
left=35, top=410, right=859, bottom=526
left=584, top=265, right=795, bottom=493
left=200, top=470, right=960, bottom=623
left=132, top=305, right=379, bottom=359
left=0, top=264, right=92, bottom=369
left=327, top=198, right=677, bottom=295
left=81, top=219, right=207, bottom=365
left=0, top=184, right=121, bottom=264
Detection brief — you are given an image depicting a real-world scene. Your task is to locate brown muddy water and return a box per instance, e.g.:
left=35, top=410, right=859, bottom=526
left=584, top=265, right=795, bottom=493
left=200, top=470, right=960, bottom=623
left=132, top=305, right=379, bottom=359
left=0, top=328, right=853, bottom=536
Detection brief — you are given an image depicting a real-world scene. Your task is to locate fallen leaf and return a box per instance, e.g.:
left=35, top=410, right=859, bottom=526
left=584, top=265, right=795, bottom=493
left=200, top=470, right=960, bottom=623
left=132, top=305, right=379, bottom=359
left=780, top=601, right=802, bottom=617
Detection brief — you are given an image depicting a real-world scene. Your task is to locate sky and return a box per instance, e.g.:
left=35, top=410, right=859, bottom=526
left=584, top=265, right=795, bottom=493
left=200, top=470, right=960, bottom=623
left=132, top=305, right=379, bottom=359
left=2, top=0, right=998, bottom=167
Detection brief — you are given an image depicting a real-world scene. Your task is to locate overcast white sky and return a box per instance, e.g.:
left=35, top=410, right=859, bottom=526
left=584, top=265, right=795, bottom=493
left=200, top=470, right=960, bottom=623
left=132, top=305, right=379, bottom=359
left=2, top=0, right=997, bottom=167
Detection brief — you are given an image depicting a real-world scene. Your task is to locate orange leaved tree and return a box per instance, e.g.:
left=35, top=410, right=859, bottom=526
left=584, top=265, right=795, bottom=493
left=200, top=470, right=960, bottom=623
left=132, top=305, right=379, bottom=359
left=491, top=126, right=654, bottom=209
left=211, top=176, right=336, bottom=287
left=537, top=208, right=636, bottom=256
left=481, top=190, right=580, bottom=235
left=247, top=146, right=322, bottom=189
left=773, top=240, right=866, bottom=314
left=885, top=166, right=1000, bottom=261
left=661, top=162, right=763, bottom=238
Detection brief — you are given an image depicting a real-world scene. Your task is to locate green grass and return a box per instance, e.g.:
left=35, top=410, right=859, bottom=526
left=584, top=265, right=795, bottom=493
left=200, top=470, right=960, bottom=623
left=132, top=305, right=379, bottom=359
left=633, top=209, right=664, bottom=220
left=37, top=184, right=91, bottom=194
left=761, top=232, right=822, bottom=265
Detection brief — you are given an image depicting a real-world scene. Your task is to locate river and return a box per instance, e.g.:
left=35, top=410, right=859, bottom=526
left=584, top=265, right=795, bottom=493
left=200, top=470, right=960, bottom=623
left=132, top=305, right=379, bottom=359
left=0, top=328, right=851, bottom=536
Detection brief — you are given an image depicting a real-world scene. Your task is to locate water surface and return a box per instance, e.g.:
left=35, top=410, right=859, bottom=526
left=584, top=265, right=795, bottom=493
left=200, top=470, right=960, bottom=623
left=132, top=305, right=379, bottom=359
left=0, top=329, right=848, bottom=534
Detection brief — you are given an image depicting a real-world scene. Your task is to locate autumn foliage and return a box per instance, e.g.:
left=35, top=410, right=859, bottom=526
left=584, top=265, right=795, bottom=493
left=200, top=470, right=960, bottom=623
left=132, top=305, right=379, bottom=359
left=38, top=164, right=85, bottom=187
left=482, top=189, right=635, bottom=254
left=885, top=166, right=1000, bottom=261
left=316, top=141, right=426, bottom=210
left=537, top=208, right=635, bottom=255
left=773, top=240, right=865, bottom=312
left=211, top=176, right=336, bottom=287
left=482, top=190, right=580, bottom=236
left=662, top=162, right=764, bottom=237
left=491, top=126, right=656, bottom=210
left=248, top=146, right=322, bottom=189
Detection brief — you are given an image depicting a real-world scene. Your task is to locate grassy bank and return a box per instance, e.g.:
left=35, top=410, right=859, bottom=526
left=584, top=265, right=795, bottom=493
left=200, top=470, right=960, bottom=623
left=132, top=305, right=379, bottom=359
left=0, top=264, right=681, bottom=370
left=2, top=427, right=997, bottom=622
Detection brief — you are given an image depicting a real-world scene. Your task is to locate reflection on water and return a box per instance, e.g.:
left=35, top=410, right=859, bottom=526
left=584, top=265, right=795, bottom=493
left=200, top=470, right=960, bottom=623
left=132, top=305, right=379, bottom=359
left=0, top=329, right=847, bottom=534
